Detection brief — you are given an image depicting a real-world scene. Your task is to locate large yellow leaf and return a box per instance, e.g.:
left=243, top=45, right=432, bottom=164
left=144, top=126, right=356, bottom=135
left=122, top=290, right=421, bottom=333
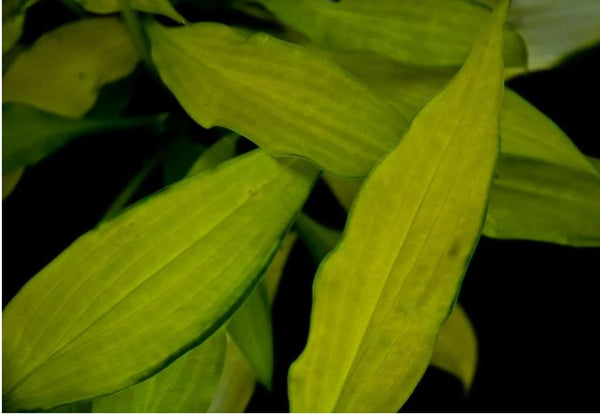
left=3, top=17, right=139, bottom=118
left=2, top=150, right=317, bottom=411
left=296, top=214, right=479, bottom=391
left=288, top=1, right=507, bottom=411
left=147, top=21, right=407, bottom=178
left=324, top=52, right=600, bottom=246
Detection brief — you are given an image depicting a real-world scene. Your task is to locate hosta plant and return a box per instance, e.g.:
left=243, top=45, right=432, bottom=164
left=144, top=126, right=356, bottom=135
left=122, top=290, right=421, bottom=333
left=3, top=0, right=600, bottom=412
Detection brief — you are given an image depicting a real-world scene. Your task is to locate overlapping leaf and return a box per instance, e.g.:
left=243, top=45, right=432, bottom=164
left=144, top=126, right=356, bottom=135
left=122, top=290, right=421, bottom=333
left=2, top=150, right=317, bottom=411
left=2, top=103, right=164, bottom=174
left=288, top=1, right=506, bottom=411
left=296, top=214, right=478, bottom=391
left=253, top=0, right=526, bottom=69
left=508, top=0, right=600, bottom=70
left=92, top=332, right=226, bottom=412
left=324, top=53, right=600, bottom=246
left=147, top=21, right=407, bottom=178
left=75, top=0, right=186, bottom=23
left=3, top=17, right=139, bottom=118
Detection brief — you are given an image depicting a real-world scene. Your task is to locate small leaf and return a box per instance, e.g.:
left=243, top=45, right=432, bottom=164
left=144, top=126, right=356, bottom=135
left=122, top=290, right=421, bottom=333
left=2, top=167, right=24, bottom=199
left=2, top=103, right=164, bottom=173
left=147, top=21, right=407, bottom=178
left=253, top=0, right=526, bottom=68
left=296, top=214, right=479, bottom=391
left=3, top=17, right=139, bottom=118
left=75, top=0, right=186, bottom=23
left=187, top=133, right=239, bottom=177
left=431, top=304, right=478, bottom=392
left=207, top=335, right=256, bottom=413
left=508, top=0, right=600, bottom=71
left=263, top=231, right=297, bottom=303
left=2, top=150, right=318, bottom=411
left=92, top=331, right=226, bottom=412
left=288, top=0, right=507, bottom=411
left=2, top=0, right=37, bottom=52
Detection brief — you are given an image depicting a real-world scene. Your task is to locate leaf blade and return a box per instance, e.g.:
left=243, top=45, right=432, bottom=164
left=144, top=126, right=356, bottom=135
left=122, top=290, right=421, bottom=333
left=2, top=150, right=317, bottom=411
left=288, top=1, right=507, bottom=410
left=147, top=21, right=407, bottom=178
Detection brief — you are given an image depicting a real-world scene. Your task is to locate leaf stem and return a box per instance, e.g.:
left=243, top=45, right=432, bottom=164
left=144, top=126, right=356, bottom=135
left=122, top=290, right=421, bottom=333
left=118, top=0, right=154, bottom=72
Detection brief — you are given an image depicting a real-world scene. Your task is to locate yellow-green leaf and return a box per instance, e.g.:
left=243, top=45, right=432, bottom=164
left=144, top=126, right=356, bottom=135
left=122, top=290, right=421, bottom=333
left=207, top=335, right=256, bottom=413
left=147, top=21, right=407, bottom=178
left=2, top=167, right=24, bottom=199
left=296, top=214, right=478, bottom=391
left=2, top=103, right=165, bottom=173
left=2, top=150, right=317, bottom=411
left=325, top=52, right=600, bottom=246
left=3, top=17, right=139, bottom=118
left=253, top=0, right=526, bottom=68
left=289, top=0, right=507, bottom=411
left=485, top=156, right=600, bottom=246
left=209, top=233, right=297, bottom=412
left=75, top=0, right=185, bottom=23
left=187, top=133, right=239, bottom=177
left=92, top=331, right=226, bottom=412
left=2, top=0, right=37, bottom=52
left=431, top=304, right=478, bottom=391
left=508, top=0, right=600, bottom=71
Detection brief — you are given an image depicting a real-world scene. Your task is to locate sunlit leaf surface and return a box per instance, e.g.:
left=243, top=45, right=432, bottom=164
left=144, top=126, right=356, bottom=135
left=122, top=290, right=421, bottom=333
left=148, top=21, right=407, bottom=178
left=254, top=0, right=526, bottom=68
left=325, top=52, right=600, bottom=246
left=288, top=1, right=507, bottom=411
left=3, top=17, right=139, bottom=118
left=92, top=331, right=226, bottom=412
left=296, top=214, right=479, bottom=391
left=2, top=150, right=317, bottom=411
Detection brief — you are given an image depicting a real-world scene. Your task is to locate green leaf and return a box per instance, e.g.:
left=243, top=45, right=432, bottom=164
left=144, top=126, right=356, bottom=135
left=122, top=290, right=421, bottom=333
left=431, top=304, right=478, bottom=391
left=92, top=331, right=226, bottom=412
left=2, top=103, right=165, bottom=174
left=253, top=0, right=526, bottom=68
left=325, top=52, right=600, bottom=246
left=263, top=231, right=297, bottom=303
left=508, top=0, right=600, bottom=71
left=227, top=284, right=273, bottom=389
left=187, top=133, right=239, bottom=177
left=2, top=167, right=24, bottom=200
left=2, top=150, right=318, bottom=411
left=147, top=21, right=407, bottom=178
left=2, top=0, right=37, bottom=52
left=207, top=335, right=256, bottom=413
left=75, top=0, right=186, bottom=23
left=484, top=156, right=600, bottom=246
left=288, top=0, right=507, bottom=411
left=163, top=137, right=207, bottom=186
left=3, top=17, right=139, bottom=118
left=296, top=214, right=479, bottom=391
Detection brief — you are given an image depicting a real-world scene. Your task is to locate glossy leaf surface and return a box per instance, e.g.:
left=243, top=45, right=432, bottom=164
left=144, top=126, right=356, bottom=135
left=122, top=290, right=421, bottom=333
left=3, top=17, right=139, bottom=118
left=92, top=331, right=226, bottom=412
left=289, top=1, right=506, bottom=410
left=2, top=103, right=164, bottom=173
left=148, top=21, right=407, bottom=178
left=255, top=0, right=526, bottom=68
left=2, top=150, right=317, bottom=411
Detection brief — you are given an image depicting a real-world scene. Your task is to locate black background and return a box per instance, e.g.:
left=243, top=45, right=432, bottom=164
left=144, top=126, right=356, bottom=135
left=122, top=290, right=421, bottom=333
left=3, top=1, right=600, bottom=412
